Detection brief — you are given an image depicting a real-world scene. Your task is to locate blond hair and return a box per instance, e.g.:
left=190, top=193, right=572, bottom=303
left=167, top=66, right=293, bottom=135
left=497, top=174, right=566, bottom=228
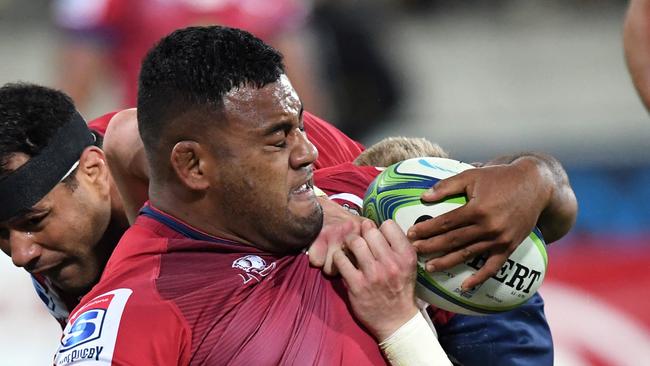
left=354, top=136, right=448, bottom=167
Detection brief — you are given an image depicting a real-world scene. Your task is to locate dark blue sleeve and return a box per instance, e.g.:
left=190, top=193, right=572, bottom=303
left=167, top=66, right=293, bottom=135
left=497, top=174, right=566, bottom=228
left=437, top=293, right=553, bottom=366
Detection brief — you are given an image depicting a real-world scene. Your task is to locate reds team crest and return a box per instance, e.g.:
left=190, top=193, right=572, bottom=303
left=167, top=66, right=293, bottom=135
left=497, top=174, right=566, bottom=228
left=232, top=255, right=276, bottom=284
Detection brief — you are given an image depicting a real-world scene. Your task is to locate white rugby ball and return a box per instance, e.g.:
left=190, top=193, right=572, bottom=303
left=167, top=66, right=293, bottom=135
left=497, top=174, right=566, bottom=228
left=362, top=157, right=547, bottom=315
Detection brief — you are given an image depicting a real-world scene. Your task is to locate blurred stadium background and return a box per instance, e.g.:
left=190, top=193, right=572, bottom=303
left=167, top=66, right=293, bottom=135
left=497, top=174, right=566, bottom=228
left=1, top=0, right=649, bottom=365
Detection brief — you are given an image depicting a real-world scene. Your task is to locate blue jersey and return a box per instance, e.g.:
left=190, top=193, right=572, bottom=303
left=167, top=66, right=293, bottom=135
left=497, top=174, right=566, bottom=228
left=438, top=293, right=552, bottom=366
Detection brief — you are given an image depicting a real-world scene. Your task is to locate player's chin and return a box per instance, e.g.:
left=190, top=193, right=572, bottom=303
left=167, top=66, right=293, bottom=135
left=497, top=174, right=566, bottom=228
left=289, top=189, right=320, bottom=214
left=55, top=262, right=99, bottom=295
left=285, top=205, right=324, bottom=250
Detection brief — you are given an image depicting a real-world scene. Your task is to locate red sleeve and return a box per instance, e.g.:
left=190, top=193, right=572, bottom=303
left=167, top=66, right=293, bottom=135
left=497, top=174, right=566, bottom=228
left=303, top=112, right=365, bottom=169
left=55, top=229, right=191, bottom=365
left=313, top=162, right=381, bottom=214
left=111, top=288, right=191, bottom=365
left=87, top=111, right=119, bottom=136
left=54, top=284, right=190, bottom=365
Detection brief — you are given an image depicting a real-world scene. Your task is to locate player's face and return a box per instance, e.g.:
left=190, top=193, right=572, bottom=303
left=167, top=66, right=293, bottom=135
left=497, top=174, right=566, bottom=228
left=0, top=152, right=113, bottom=295
left=208, top=75, right=322, bottom=252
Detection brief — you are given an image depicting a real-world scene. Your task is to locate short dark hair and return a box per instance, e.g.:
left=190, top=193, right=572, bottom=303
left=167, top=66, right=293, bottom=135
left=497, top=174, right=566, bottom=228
left=137, top=26, right=285, bottom=167
left=0, top=83, right=78, bottom=183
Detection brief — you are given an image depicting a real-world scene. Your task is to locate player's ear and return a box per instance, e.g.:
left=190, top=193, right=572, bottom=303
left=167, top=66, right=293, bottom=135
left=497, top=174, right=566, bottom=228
left=170, top=141, right=210, bottom=191
left=78, top=146, right=111, bottom=196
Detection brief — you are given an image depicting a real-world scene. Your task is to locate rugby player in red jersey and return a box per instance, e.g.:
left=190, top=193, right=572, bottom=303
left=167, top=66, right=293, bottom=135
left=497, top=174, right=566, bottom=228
left=53, top=26, right=450, bottom=365
left=0, top=80, right=365, bottom=327
left=0, top=82, right=576, bottom=365
left=0, top=30, right=576, bottom=366
left=0, top=80, right=453, bottom=364
left=50, top=25, right=576, bottom=364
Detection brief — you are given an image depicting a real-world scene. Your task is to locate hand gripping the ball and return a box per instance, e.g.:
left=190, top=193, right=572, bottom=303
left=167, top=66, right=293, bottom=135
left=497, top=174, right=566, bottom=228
left=407, top=155, right=576, bottom=291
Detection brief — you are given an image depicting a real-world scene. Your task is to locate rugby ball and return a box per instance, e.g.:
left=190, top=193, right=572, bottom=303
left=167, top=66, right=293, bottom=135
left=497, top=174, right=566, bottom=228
left=363, top=157, right=547, bottom=315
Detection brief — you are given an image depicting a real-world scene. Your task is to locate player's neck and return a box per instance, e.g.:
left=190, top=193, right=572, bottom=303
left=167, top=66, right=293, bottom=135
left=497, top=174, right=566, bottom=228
left=148, top=194, right=258, bottom=247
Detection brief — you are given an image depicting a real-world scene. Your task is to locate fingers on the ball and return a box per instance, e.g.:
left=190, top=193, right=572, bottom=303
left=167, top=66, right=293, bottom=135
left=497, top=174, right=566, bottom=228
left=425, top=241, right=493, bottom=272
left=415, top=224, right=485, bottom=253
left=409, top=205, right=470, bottom=239
left=461, top=252, right=507, bottom=290
left=422, top=172, right=470, bottom=201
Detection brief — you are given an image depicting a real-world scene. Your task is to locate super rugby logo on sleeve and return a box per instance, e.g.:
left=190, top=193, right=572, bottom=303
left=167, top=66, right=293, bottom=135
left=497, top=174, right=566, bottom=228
left=55, top=288, right=132, bottom=365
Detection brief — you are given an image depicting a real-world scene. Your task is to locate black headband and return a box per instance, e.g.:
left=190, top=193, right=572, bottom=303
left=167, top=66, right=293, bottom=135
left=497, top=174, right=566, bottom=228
left=0, top=111, right=95, bottom=222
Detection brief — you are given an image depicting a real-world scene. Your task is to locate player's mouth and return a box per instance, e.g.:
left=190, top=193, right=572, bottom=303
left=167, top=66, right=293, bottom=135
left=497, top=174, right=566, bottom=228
left=290, top=176, right=315, bottom=201
left=31, top=260, right=65, bottom=276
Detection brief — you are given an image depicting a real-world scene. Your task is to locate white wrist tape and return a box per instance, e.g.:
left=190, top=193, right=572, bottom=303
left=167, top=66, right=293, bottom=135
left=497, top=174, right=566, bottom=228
left=379, top=312, right=452, bottom=366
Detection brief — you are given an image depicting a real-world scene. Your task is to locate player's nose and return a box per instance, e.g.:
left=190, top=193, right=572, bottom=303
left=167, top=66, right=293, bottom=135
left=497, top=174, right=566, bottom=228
left=290, top=129, right=318, bottom=169
left=9, top=230, right=42, bottom=268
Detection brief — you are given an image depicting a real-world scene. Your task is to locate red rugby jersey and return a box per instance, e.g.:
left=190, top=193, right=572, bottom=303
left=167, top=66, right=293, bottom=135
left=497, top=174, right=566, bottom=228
left=35, top=111, right=363, bottom=328
left=302, top=112, right=365, bottom=169
left=87, top=111, right=117, bottom=136
left=314, top=162, right=381, bottom=214
left=54, top=205, right=387, bottom=365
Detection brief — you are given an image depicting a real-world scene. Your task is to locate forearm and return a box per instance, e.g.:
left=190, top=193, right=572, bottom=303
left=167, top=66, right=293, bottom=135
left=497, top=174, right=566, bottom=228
left=487, top=152, right=577, bottom=243
left=625, top=0, right=650, bottom=111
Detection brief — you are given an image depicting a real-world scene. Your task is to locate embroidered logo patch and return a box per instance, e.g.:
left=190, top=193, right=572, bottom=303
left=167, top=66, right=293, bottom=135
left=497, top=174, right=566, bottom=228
left=232, top=255, right=276, bottom=284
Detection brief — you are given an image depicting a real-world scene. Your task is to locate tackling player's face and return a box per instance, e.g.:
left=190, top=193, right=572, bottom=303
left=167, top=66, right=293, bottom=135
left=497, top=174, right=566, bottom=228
left=0, top=149, right=113, bottom=295
left=207, top=75, right=323, bottom=252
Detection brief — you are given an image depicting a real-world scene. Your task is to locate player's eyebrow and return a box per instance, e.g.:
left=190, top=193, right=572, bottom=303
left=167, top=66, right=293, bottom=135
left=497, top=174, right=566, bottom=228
left=262, top=120, right=295, bottom=136
left=260, top=102, right=303, bottom=136
left=0, top=207, right=39, bottom=227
